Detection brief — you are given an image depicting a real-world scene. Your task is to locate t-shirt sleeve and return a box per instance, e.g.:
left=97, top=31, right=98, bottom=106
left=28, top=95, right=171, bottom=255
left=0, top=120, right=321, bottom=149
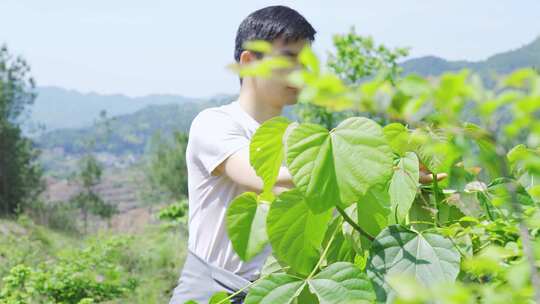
left=188, top=109, right=250, bottom=177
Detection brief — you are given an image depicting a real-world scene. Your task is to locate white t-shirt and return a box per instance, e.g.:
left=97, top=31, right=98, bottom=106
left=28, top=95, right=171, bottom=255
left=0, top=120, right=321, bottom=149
left=185, top=99, right=272, bottom=281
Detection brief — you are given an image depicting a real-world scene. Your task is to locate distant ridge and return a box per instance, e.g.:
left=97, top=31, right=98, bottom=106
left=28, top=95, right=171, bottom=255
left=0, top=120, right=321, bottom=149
left=29, top=86, right=204, bottom=132
left=401, top=36, right=540, bottom=83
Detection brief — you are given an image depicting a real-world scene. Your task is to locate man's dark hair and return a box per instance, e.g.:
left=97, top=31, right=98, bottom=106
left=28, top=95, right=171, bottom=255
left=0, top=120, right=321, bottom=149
left=234, top=5, right=316, bottom=85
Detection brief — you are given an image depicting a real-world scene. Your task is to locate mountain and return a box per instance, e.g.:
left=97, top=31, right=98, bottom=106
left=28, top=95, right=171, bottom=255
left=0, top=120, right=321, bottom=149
left=401, top=36, right=540, bottom=84
left=34, top=36, right=540, bottom=160
left=35, top=94, right=237, bottom=156
left=28, top=86, right=203, bottom=132
left=34, top=95, right=297, bottom=162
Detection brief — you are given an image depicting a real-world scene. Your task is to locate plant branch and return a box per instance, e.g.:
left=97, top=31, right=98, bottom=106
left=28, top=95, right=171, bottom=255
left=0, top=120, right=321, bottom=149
left=307, top=221, right=339, bottom=280
left=432, top=173, right=441, bottom=226
left=216, top=266, right=291, bottom=304
left=336, top=205, right=375, bottom=241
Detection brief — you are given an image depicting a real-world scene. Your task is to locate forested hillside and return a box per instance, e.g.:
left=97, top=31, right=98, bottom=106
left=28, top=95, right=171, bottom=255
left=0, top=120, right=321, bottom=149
left=401, top=36, right=540, bottom=84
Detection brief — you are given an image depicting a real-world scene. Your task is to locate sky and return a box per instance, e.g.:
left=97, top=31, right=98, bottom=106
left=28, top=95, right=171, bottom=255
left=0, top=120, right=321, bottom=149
left=1, top=0, right=539, bottom=98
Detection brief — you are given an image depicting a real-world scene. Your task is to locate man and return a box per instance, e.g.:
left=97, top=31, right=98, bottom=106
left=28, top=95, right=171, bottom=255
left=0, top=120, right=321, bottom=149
left=168, top=5, right=447, bottom=303
left=168, top=5, right=315, bottom=304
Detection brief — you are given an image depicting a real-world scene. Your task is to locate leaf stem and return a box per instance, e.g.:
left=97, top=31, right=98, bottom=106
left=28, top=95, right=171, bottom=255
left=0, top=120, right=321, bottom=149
left=431, top=173, right=441, bottom=226
left=307, top=220, right=339, bottom=280
left=216, top=266, right=290, bottom=304
left=336, top=205, right=375, bottom=241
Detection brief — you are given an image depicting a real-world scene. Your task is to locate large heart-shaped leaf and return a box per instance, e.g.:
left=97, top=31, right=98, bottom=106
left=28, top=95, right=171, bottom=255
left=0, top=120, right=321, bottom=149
left=245, top=263, right=375, bottom=304
left=308, top=262, right=376, bottom=304
left=367, top=225, right=461, bottom=303
left=250, top=116, right=291, bottom=200
left=266, top=189, right=333, bottom=275
left=286, top=117, right=393, bottom=213
left=389, top=152, right=419, bottom=223
left=226, top=192, right=269, bottom=261
left=244, top=273, right=305, bottom=304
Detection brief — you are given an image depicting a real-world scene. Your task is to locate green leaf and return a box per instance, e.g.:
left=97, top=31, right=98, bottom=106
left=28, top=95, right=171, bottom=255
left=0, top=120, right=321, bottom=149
left=504, top=68, right=538, bottom=88
left=295, top=285, right=320, bottom=304
left=383, top=123, right=409, bottom=156
left=308, top=262, right=376, bottom=304
left=298, top=45, right=320, bottom=75
left=324, top=217, right=355, bottom=263
left=243, top=40, right=273, bottom=54
left=507, top=144, right=528, bottom=175
left=286, top=123, right=339, bottom=212
left=226, top=192, right=269, bottom=261
left=286, top=117, right=393, bottom=213
left=408, top=192, right=438, bottom=231
left=488, top=177, right=535, bottom=206
left=357, top=184, right=392, bottom=237
left=389, top=152, right=420, bottom=223
left=397, top=74, right=431, bottom=96
left=233, top=57, right=293, bottom=78
left=266, top=189, right=333, bottom=275
left=367, top=225, right=461, bottom=303
left=250, top=116, right=291, bottom=200
left=245, top=263, right=375, bottom=304
left=244, top=274, right=305, bottom=304
left=209, top=291, right=231, bottom=304
left=415, top=134, right=458, bottom=174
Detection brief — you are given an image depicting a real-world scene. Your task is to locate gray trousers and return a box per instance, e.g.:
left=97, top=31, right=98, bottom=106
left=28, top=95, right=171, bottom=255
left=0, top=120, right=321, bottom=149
left=168, top=249, right=253, bottom=304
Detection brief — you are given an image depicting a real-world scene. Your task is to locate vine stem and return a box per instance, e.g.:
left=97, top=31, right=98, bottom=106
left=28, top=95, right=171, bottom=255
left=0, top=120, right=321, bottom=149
left=307, top=219, right=339, bottom=280
left=220, top=218, right=342, bottom=303
left=431, top=173, right=441, bottom=226
left=336, top=205, right=375, bottom=241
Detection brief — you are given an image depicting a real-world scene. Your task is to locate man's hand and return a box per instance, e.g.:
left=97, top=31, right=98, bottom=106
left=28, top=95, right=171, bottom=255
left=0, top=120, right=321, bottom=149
left=419, top=162, right=447, bottom=184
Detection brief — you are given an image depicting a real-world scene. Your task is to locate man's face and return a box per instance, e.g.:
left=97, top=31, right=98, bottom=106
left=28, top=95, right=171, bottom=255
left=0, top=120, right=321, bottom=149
left=249, top=37, right=308, bottom=108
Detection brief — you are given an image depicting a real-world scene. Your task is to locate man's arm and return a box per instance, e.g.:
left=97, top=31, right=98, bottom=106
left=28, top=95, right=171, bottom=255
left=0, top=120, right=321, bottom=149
left=212, top=145, right=294, bottom=195
left=213, top=146, right=445, bottom=192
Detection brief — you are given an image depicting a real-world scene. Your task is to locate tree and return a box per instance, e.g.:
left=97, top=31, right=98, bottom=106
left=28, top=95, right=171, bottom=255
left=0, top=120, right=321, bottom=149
left=294, top=27, right=409, bottom=129
left=144, top=130, right=189, bottom=202
left=0, top=44, right=44, bottom=216
left=70, top=110, right=117, bottom=233
left=139, top=130, right=189, bottom=225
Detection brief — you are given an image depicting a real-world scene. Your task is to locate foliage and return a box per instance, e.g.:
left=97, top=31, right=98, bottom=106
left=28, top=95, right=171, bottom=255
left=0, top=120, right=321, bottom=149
left=145, top=131, right=189, bottom=203
left=68, top=111, right=117, bottom=233
left=327, top=26, right=409, bottom=85
left=158, top=199, right=188, bottom=224
left=24, top=200, right=79, bottom=234
left=294, top=27, right=408, bottom=130
left=70, top=154, right=117, bottom=233
left=0, top=44, right=44, bottom=216
left=201, top=37, right=540, bottom=304
left=0, top=216, right=188, bottom=304
left=0, top=235, right=137, bottom=304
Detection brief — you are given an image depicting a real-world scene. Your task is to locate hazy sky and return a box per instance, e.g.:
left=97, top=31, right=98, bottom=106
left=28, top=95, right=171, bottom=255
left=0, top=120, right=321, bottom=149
left=1, top=1, right=539, bottom=98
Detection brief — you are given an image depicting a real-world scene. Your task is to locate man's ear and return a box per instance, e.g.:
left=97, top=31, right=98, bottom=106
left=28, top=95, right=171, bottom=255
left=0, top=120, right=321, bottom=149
left=239, top=50, right=256, bottom=65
